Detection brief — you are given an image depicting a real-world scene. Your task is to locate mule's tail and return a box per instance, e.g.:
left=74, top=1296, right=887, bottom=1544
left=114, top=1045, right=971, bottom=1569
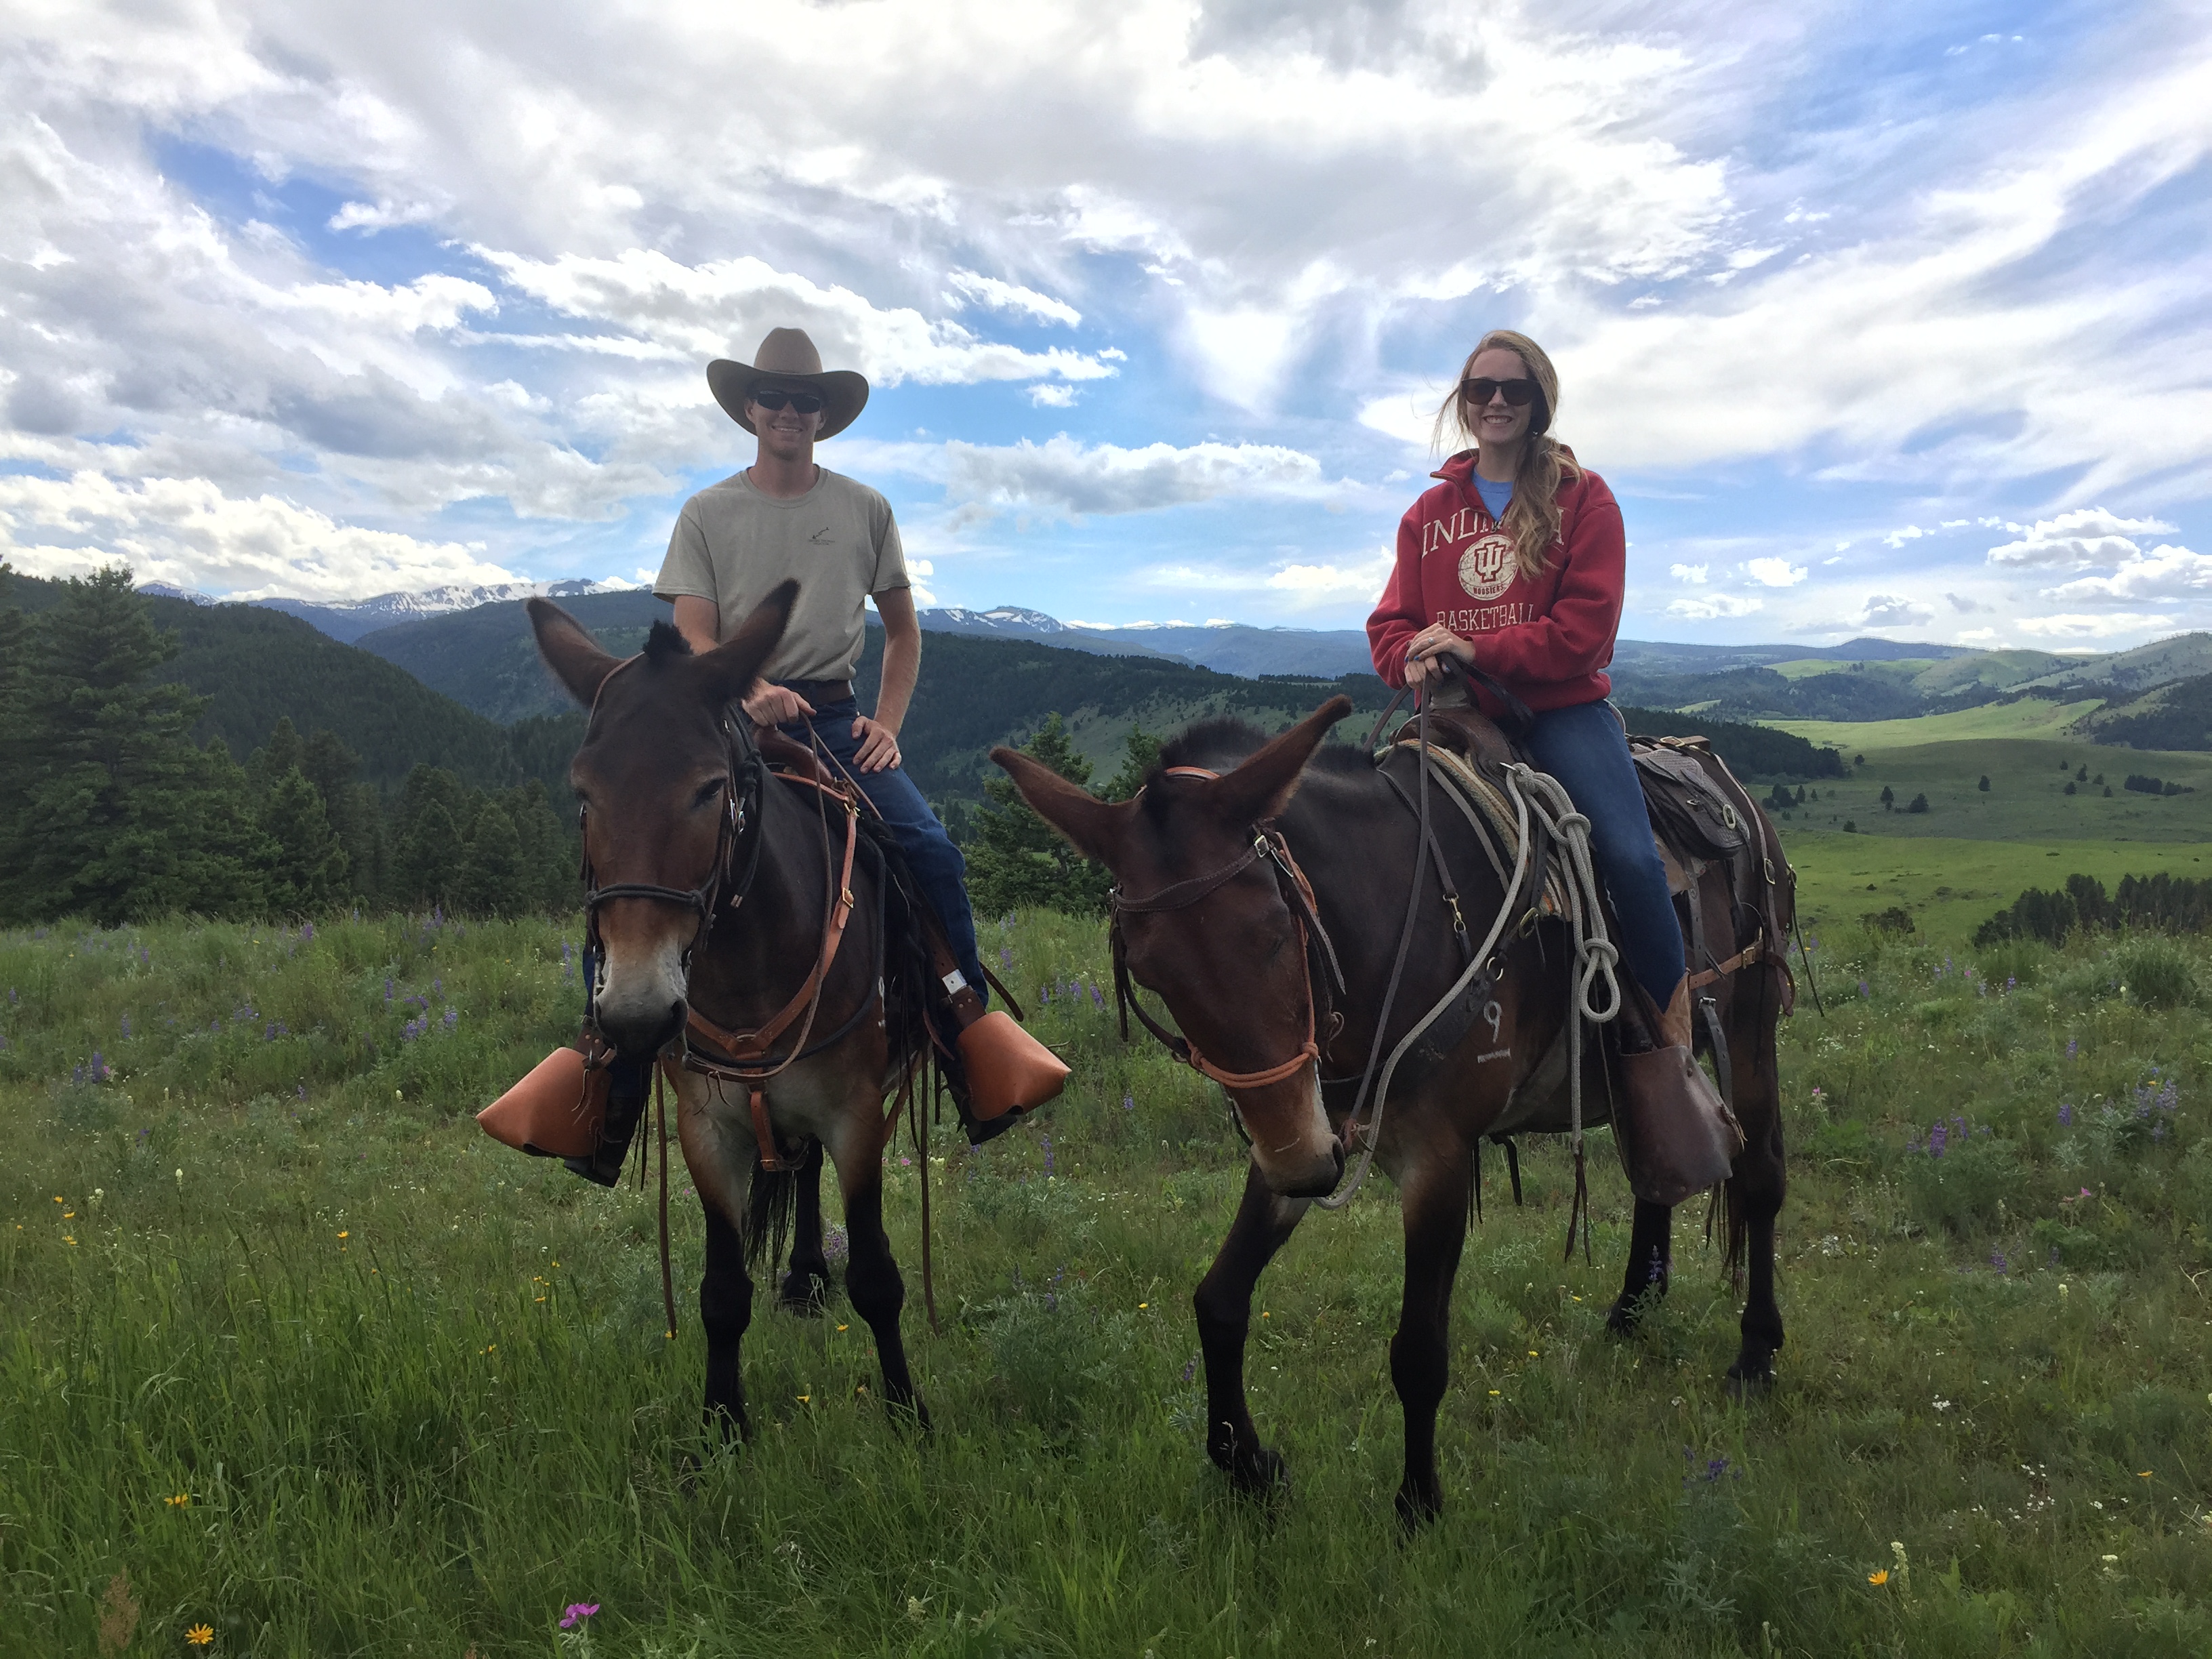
left=745, top=1158, right=798, bottom=1277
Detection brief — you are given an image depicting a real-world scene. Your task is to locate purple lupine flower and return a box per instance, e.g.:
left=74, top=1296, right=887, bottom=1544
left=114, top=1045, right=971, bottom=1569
left=1858, top=980, right=1870, bottom=998
left=295, top=1084, right=307, bottom=1100
left=1990, top=1251, right=2007, bottom=1273
left=1181, top=1353, right=1199, bottom=1382
left=1122, top=1092, right=1136, bottom=1112
left=2066, top=1038, right=2077, bottom=1059
left=2158, top=1080, right=2178, bottom=1111
left=91, top=1051, right=108, bottom=1080
left=2006, top=976, right=2017, bottom=992
left=301, top=922, right=314, bottom=943
left=1041, top=1134, right=1054, bottom=1177
left=384, top=977, right=393, bottom=1002
left=120, top=1012, right=131, bottom=1038
left=998, top=945, right=1013, bottom=969
left=1039, top=985, right=1050, bottom=1004
left=2057, top=1104, right=2072, bottom=1126
left=432, top=978, right=443, bottom=998
left=2152, top=1121, right=2168, bottom=1142
left=1929, top=1121, right=1948, bottom=1158
left=431, top=905, right=443, bottom=926
left=1090, top=982, right=1105, bottom=1009
left=443, top=1008, right=457, bottom=1031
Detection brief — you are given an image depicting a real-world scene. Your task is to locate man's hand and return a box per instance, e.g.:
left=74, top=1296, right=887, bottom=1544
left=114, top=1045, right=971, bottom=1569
left=851, top=714, right=902, bottom=773
left=743, top=680, right=815, bottom=727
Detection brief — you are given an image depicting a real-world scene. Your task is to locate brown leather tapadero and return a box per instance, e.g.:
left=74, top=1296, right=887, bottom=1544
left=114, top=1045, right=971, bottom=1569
left=1612, top=1044, right=1743, bottom=1206
left=958, top=1010, right=1069, bottom=1121
left=478, top=1046, right=611, bottom=1159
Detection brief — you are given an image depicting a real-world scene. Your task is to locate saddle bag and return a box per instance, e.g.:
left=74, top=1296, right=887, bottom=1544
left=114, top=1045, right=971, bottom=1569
left=1631, top=742, right=1748, bottom=861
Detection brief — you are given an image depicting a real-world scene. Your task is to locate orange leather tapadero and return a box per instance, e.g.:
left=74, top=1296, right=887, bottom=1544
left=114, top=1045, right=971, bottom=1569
left=478, top=1046, right=609, bottom=1158
left=957, top=1011, right=1069, bottom=1122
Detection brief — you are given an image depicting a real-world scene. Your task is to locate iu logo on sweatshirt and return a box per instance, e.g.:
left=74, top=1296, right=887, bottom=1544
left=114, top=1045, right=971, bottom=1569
left=1456, top=531, right=1517, bottom=602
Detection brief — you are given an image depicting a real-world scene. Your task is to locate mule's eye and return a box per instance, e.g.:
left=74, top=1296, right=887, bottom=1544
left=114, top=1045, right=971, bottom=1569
left=692, top=778, right=725, bottom=809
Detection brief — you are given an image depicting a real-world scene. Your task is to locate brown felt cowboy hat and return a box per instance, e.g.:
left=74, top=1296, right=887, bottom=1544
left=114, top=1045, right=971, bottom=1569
left=707, top=327, right=870, bottom=440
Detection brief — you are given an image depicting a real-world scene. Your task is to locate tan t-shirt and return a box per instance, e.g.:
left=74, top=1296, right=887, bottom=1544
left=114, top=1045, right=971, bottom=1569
left=653, top=467, right=908, bottom=684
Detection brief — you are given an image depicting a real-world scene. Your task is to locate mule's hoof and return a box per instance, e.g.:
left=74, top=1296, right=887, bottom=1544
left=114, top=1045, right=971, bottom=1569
left=1604, top=1298, right=1641, bottom=1338
left=778, top=1269, right=830, bottom=1317
left=1725, top=1355, right=1776, bottom=1399
left=1228, top=1444, right=1290, bottom=1499
left=885, top=1391, right=933, bottom=1433
left=1395, top=1480, right=1444, bottom=1533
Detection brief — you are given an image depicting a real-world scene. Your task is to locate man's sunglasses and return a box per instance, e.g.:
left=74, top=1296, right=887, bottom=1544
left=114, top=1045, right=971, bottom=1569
left=750, top=387, right=825, bottom=413
left=1461, top=377, right=1538, bottom=407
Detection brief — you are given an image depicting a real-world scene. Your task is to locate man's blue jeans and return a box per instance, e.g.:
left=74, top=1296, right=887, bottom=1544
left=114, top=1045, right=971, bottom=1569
left=1523, top=699, right=1683, bottom=1009
left=779, top=694, right=987, bottom=1005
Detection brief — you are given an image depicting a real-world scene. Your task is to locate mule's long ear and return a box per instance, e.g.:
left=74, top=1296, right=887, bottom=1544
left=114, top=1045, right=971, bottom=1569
left=1208, top=695, right=1353, bottom=826
left=698, top=579, right=799, bottom=707
left=992, top=747, right=1135, bottom=869
left=529, top=598, right=621, bottom=708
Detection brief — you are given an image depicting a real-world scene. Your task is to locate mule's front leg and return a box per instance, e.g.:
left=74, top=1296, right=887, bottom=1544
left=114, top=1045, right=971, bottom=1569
left=699, top=1200, right=755, bottom=1439
left=1391, top=1160, right=1471, bottom=1529
left=779, top=1139, right=832, bottom=1315
left=1193, top=1162, right=1309, bottom=1497
left=838, top=1168, right=930, bottom=1429
left=1606, top=1199, right=1675, bottom=1336
left=1725, top=1080, right=1787, bottom=1394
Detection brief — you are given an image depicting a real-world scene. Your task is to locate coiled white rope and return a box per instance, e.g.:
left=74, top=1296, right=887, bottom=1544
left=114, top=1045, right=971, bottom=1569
left=1315, top=757, right=1621, bottom=1213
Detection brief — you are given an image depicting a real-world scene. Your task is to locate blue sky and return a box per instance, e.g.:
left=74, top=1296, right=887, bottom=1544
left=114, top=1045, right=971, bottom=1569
left=2, top=0, right=2207, bottom=649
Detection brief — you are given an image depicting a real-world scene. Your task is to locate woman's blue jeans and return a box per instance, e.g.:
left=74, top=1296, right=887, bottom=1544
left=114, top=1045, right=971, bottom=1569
left=1522, top=699, right=1683, bottom=1008
left=779, top=694, right=987, bottom=1005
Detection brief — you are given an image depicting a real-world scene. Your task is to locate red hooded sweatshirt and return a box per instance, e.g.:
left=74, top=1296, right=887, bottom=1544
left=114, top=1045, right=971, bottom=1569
left=1366, top=449, right=1625, bottom=718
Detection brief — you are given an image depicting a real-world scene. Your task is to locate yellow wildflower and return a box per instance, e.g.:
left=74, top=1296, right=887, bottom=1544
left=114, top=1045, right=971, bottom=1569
left=1868, top=1570, right=1889, bottom=1586
left=186, top=1624, right=215, bottom=1645
left=166, top=1494, right=190, bottom=1508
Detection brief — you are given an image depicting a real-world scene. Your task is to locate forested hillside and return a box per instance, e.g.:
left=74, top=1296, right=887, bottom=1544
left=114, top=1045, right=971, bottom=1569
left=358, top=590, right=670, bottom=722
left=12, top=571, right=523, bottom=790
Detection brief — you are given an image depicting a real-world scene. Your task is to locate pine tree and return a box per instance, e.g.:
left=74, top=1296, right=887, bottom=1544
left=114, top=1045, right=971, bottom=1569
left=260, top=766, right=348, bottom=915
left=966, top=712, right=1113, bottom=918
left=500, top=779, right=575, bottom=912
left=457, top=800, right=527, bottom=917
left=1102, top=722, right=1163, bottom=802
left=0, top=568, right=258, bottom=925
left=394, top=802, right=463, bottom=909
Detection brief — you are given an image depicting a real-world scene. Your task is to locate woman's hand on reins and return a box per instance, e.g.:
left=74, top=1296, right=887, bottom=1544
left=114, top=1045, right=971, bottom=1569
left=1403, top=625, right=1476, bottom=688
left=851, top=714, right=902, bottom=773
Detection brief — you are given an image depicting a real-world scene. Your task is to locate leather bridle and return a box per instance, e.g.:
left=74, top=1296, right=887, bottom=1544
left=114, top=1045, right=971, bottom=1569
left=577, top=657, right=767, bottom=1032
left=1109, top=766, right=1347, bottom=1097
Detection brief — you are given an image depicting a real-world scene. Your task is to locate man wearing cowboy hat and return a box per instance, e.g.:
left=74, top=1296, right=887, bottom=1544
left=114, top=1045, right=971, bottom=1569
left=657, top=326, right=989, bottom=1014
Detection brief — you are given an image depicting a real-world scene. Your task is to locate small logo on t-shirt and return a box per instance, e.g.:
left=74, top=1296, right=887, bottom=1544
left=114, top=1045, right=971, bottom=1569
left=808, top=527, right=834, bottom=544
left=1457, top=531, right=1518, bottom=601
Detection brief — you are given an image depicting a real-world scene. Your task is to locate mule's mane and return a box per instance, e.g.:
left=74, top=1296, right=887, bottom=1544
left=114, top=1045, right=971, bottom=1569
left=642, top=619, right=695, bottom=665
left=1149, top=716, right=1367, bottom=789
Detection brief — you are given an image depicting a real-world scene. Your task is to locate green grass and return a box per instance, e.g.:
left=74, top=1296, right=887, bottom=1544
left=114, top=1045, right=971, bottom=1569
left=3, top=911, right=2210, bottom=1656
left=1788, top=836, right=2212, bottom=947
left=1774, top=701, right=2106, bottom=748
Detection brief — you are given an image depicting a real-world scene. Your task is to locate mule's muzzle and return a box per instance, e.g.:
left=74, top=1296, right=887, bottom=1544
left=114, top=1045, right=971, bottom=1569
left=593, top=996, right=686, bottom=1061
left=1265, top=1139, right=1345, bottom=1199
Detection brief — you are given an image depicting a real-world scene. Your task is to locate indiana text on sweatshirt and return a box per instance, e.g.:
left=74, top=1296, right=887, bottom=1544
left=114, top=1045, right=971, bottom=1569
left=1366, top=448, right=1626, bottom=717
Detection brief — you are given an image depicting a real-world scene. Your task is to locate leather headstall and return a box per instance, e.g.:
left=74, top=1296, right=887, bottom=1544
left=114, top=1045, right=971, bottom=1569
left=1109, top=765, right=1346, bottom=1099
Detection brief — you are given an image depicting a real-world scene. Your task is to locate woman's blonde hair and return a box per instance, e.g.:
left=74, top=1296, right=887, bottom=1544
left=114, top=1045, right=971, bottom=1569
left=1432, top=329, right=1580, bottom=581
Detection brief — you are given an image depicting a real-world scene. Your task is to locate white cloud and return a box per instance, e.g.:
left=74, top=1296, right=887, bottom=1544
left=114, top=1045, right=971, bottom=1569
left=1986, top=508, right=2177, bottom=569
left=0, top=470, right=516, bottom=600
left=1264, top=549, right=1394, bottom=600
left=1744, top=557, right=1807, bottom=587
left=939, top=435, right=1325, bottom=519
left=2041, top=544, right=2212, bottom=602
left=943, top=270, right=1081, bottom=328
left=1666, top=593, right=1763, bottom=620
left=2017, top=611, right=2177, bottom=639
left=1855, top=593, right=1934, bottom=630
left=1028, top=384, right=1080, bottom=409
left=1668, top=562, right=1708, bottom=584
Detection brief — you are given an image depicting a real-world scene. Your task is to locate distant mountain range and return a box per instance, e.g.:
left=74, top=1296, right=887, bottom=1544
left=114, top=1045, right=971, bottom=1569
left=142, top=578, right=638, bottom=643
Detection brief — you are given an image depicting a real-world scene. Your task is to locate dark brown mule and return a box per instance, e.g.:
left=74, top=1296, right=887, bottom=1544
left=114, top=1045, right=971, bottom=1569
left=995, top=699, right=1793, bottom=1526
left=531, top=586, right=930, bottom=1437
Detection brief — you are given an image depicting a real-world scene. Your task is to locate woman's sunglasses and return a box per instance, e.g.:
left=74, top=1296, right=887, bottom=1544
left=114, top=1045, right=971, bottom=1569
left=1461, top=377, right=1538, bottom=407
left=750, top=387, right=825, bottom=413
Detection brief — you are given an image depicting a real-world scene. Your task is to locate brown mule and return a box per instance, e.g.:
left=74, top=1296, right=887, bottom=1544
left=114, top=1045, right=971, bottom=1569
left=995, top=699, right=1795, bottom=1527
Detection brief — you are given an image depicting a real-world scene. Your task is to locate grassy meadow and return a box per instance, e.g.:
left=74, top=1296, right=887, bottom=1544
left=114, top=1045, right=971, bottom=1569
left=3, top=903, right=2209, bottom=1658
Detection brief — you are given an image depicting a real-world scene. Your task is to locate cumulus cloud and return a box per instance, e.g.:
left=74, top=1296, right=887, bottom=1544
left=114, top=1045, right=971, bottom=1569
left=1668, top=562, right=1708, bottom=584
left=939, top=436, right=1325, bottom=520
left=1265, top=549, right=1395, bottom=600
left=1855, top=593, right=1934, bottom=630
left=0, top=470, right=516, bottom=599
left=2042, top=544, right=2212, bottom=602
left=1744, top=557, right=1807, bottom=587
left=1986, top=508, right=2175, bottom=569
left=1666, top=593, right=1763, bottom=621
